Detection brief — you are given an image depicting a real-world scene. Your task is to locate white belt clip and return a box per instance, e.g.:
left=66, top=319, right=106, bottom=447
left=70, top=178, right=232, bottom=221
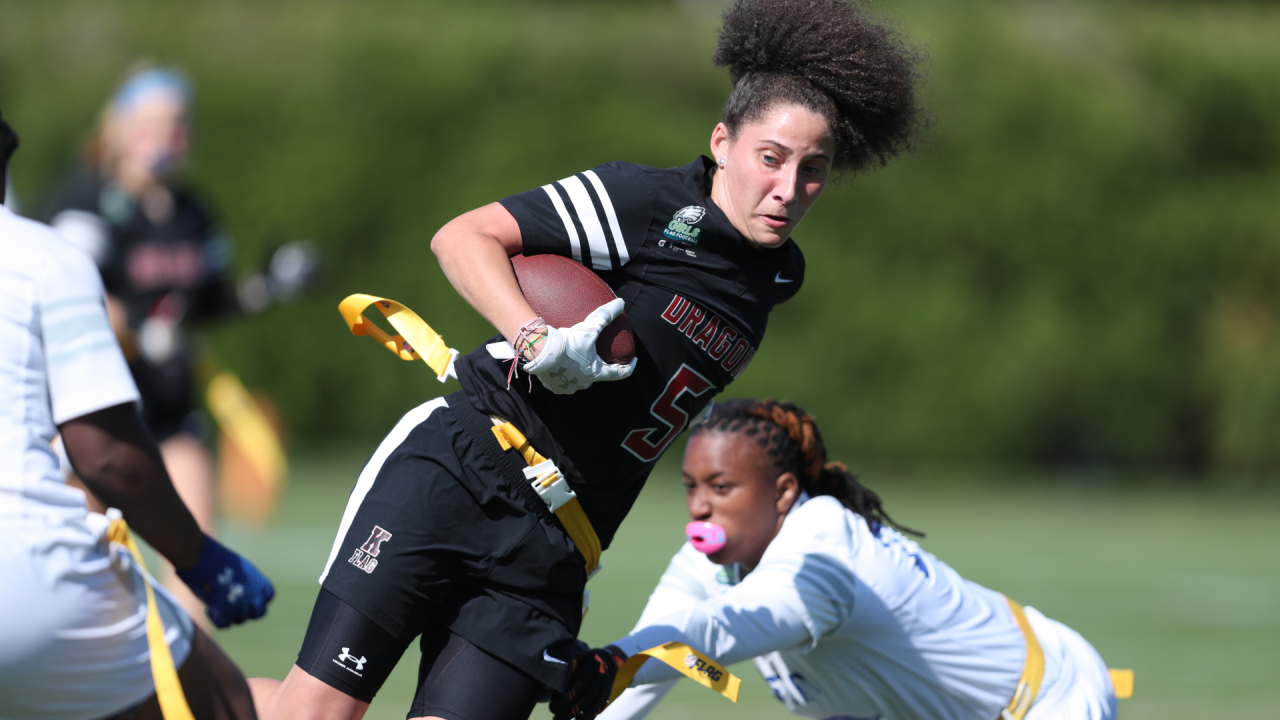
left=523, top=459, right=575, bottom=513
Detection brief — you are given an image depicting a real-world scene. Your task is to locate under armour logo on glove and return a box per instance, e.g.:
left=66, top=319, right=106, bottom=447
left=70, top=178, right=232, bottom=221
left=548, top=368, right=579, bottom=392
left=176, top=534, right=275, bottom=628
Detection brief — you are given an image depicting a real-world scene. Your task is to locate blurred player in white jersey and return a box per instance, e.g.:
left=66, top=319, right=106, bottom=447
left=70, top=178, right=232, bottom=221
left=588, top=399, right=1119, bottom=720
left=0, top=111, right=273, bottom=720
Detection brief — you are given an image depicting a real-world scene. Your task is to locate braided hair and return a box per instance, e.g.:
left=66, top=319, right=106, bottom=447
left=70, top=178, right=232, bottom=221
left=692, top=399, right=923, bottom=537
left=713, top=0, right=925, bottom=173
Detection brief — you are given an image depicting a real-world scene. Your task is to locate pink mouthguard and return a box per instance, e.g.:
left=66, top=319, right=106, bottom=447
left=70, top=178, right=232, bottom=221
left=686, top=521, right=727, bottom=555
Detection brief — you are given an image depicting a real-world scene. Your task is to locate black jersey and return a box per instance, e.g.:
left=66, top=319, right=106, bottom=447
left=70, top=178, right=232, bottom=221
left=45, top=166, right=238, bottom=327
left=44, top=166, right=238, bottom=437
left=455, top=156, right=804, bottom=547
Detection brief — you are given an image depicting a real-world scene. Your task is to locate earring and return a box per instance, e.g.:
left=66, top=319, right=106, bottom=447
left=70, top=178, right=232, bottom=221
left=717, top=157, right=725, bottom=165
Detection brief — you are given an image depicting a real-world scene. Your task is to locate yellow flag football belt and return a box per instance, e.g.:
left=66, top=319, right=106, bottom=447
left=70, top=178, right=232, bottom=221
left=1003, top=596, right=1133, bottom=720
left=340, top=293, right=601, bottom=573
left=609, top=642, right=740, bottom=706
left=107, top=518, right=195, bottom=720
left=489, top=420, right=602, bottom=576
left=339, top=294, right=740, bottom=707
left=339, top=294, right=458, bottom=381
left=1002, top=597, right=1045, bottom=720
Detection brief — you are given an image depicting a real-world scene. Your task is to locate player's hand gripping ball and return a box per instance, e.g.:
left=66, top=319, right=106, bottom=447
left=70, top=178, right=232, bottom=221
left=175, top=534, right=276, bottom=628
left=550, top=642, right=626, bottom=720
left=523, top=298, right=637, bottom=395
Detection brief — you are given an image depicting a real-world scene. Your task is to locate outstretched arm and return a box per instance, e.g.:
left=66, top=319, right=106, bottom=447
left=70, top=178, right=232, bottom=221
left=596, top=680, right=678, bottom=720
left=60, top=402, right=275, bottom=627
left=59, top=402, right=204, bottom=568
left=608, top=550, right=844, bottom=688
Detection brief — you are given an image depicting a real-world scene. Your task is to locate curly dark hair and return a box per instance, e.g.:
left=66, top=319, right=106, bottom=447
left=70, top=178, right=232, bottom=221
left=713, top=0, right=925, bottom=173
left=692, top=398, right=923, bottom=537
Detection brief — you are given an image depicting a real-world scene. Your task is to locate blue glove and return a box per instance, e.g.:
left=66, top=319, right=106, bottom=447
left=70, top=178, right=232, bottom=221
left=175, top=535, right=275, bottom=628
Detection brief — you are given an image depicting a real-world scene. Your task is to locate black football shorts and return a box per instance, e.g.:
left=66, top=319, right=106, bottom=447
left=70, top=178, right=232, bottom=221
left=300, top=393, right=586, bottom=703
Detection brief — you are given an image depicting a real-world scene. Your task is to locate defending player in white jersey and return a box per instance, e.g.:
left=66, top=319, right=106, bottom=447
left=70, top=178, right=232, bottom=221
left=587, top=399, right=1120, bottom=720
left=0, top=112, right=273, bottom=720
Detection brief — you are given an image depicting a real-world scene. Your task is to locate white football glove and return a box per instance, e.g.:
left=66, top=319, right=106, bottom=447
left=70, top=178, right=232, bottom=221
left=523, top=298, right=637, bottom=395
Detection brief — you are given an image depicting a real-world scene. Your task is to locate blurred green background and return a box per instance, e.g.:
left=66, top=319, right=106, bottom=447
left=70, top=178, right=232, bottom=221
left=4, top=0, right=1280, bottom=717
left=5, top=0, right=1280, bottom=474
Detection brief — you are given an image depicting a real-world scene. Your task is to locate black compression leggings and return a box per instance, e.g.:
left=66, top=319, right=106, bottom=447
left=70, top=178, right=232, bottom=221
left=410, top=622, right=544, bottom=720
left=297, top=589, right=543, bottom=720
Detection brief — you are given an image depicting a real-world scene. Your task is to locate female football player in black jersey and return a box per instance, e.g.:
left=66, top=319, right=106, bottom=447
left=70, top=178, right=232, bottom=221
left=43, top=68, right=316, bottom=626
left=253, top=2, right=924, bottom=719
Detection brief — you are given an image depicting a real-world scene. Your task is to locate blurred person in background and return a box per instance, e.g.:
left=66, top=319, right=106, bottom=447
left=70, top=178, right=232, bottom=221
left=1, top=110, right=272, bottom=720
left=250, top=1, right=924, bottom=719
left=41, top=66, right=316, bottom=623
left=595, top=399, right=1119, bottom=720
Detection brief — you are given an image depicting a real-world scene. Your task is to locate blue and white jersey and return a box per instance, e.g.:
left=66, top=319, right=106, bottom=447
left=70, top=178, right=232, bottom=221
left=0, top=205, right=139, bottom=518
left=606, top=495, right=1028, bottom=720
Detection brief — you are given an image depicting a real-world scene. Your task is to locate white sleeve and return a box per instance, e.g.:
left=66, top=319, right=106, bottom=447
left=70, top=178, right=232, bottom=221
left=591, top=545, right=711, bottom=719
left=629, top=544, right=712, bottom=631
left=597, top=680, right=678, bottom=720
left=611, top=546, right=852, bottom=686
left=39, top=242, right=139, bottom=423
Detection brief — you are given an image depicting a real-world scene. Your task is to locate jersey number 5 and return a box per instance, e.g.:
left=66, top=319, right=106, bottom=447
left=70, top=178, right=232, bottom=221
left=622, top=364, right=715, bottom=462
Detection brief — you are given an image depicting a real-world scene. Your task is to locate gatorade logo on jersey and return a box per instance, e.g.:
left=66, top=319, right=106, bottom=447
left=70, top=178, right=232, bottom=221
left=663, top=205, right=706, bottom=246
left=348, top=525, right=392, bottom=574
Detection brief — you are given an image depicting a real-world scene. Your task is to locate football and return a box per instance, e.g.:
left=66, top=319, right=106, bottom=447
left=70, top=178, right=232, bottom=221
left=511, top=254, right=636, bottom=364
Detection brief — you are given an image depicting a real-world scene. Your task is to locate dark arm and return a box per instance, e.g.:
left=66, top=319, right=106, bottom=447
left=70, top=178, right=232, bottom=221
left=58, top=402, right=203, bottom=570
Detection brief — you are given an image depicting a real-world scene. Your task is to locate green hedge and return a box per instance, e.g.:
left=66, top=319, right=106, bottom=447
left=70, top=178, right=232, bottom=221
left=4, top=0, right=1279, bottom=475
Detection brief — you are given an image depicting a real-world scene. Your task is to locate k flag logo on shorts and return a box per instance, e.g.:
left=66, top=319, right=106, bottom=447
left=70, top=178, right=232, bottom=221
left=349, top=525, right=392, bottom=574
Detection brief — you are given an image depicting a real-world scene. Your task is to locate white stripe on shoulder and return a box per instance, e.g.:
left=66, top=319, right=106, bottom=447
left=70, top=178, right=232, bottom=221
left=583, top=170, right=629, bottom=267
left=319, top=397, right=450, bottom=583
left=557, top=174, right=612, bottom=270
left=540, top=184, right=582, bottom=263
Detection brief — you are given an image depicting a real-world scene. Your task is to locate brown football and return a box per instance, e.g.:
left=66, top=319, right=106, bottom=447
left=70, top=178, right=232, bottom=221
left=511, top=254, right=636, bottom=364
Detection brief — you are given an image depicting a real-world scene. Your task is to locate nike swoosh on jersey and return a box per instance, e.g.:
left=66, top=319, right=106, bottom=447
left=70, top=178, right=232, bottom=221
left=543, top=649, right=567, bottom=665
left=774, top=273, right=794, bottom=283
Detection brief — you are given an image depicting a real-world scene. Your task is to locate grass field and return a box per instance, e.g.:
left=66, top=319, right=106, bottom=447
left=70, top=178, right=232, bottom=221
left=211, top=448, right=1280, bottom=719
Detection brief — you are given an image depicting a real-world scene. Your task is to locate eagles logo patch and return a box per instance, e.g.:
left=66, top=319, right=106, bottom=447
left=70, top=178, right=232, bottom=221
left=663, top=205, right=706, bottom=246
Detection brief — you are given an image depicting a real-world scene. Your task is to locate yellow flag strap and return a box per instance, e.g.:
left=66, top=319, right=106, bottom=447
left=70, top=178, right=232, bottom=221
left=106, top=518, right=195, bottom=720
left=491, top=421, right=602, bottom=576
left=1003, top=597, right=1045, bottom=720
left=552, top=497, right=601, bottom=577
left=1109, top=669, right=1134, bottom=699
left=491, top=421, right=547, bottom=466
left=206, top=370, right=286, bottom=487
left=609, top=642, right=740, bottom=706
left=338, top=294, right=458, bottom=382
